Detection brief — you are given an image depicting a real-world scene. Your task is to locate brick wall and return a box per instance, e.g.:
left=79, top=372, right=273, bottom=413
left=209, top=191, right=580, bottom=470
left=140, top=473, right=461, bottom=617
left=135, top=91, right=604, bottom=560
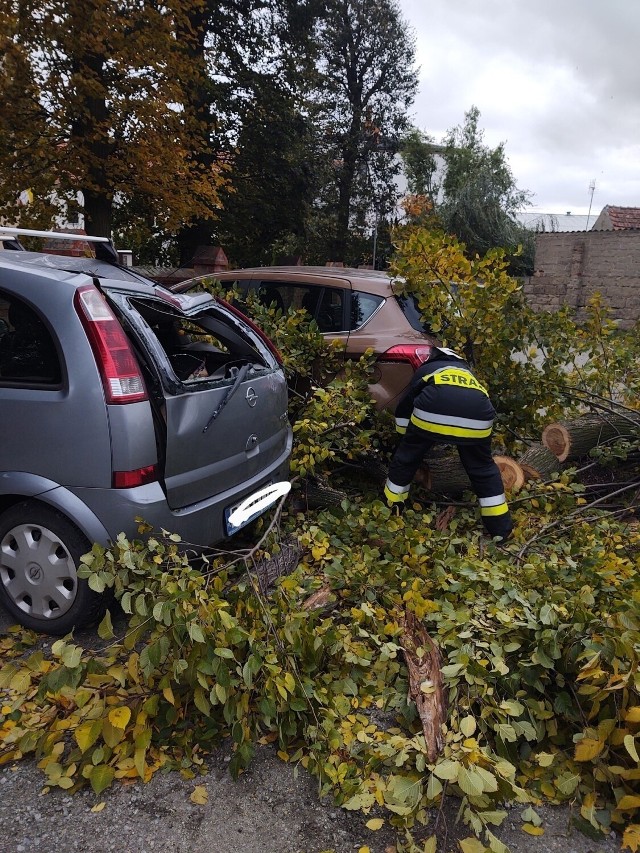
left=523, top=230, right=640, bottom=328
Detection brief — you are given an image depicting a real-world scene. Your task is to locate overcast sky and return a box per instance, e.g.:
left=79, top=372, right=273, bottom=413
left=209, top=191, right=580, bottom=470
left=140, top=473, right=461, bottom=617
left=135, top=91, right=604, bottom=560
left=398, top=0, right=640, bottom=215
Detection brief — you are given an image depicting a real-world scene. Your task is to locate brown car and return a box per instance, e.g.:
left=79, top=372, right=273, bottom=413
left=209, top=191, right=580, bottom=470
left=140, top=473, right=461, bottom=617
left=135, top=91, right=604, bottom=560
left=176, top=266, right=437, bottom=411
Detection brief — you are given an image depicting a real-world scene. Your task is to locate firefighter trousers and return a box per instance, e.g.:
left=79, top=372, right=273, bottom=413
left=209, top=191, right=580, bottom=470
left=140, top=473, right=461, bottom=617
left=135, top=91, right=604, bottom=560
left=385, top=425, right=513, bottom=540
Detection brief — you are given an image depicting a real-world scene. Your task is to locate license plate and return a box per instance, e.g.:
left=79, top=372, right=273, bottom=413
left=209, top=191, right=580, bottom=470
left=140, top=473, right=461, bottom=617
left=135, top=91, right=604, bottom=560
left=224, top=481, right=291, bottom=537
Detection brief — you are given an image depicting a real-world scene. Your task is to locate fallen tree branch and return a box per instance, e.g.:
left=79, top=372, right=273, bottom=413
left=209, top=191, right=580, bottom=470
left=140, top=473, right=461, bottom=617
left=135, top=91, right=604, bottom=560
left=517, top=480, right=640, bottom=558
left=399, top=609, right=448, bottom=763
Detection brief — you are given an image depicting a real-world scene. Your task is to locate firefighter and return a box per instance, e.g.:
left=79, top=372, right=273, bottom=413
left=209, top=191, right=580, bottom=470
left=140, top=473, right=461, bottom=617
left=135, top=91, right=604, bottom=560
left=384, top=345, right=513, bottom=541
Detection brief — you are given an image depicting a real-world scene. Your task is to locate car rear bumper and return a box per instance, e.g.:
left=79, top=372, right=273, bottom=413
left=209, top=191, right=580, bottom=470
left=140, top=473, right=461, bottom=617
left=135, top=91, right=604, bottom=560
left=66, top=435, right=292, bottom=547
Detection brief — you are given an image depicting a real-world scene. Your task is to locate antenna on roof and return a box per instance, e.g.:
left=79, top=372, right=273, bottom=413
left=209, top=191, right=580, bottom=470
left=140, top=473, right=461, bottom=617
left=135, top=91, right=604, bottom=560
left=586, top=179, right=596, bottom=230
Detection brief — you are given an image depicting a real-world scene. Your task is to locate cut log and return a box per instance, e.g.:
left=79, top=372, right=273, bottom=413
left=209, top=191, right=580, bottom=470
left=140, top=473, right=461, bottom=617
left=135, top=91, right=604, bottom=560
left=518, top=443, right=561, bottom=480
left=542, top=414, right=640, bottom=463
left=399, top=609, right=447, bottom=762
left=417, top=455, right=471, bottom=496
left=494, top=455, right=525, bottom=491
left=418, top=453, right=524, bottom=497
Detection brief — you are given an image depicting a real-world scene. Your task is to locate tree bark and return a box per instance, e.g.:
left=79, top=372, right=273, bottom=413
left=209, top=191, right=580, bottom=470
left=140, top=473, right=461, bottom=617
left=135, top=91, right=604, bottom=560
left=417, top=453, right=524, bottom=496
left=399, top=609, right=447, bottom=763
left=518, top=443, right=561, bottom=480
left=542, top=414, right=640, bottom=463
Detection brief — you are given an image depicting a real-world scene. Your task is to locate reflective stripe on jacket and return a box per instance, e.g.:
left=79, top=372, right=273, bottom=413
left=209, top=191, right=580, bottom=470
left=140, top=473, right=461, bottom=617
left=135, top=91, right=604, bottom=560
left=395, top=355, right=495, bottom=445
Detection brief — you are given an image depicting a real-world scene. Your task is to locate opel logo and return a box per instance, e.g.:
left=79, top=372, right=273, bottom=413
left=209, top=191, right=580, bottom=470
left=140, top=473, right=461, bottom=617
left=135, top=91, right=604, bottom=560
left=245, top=387, right=258, bottom=407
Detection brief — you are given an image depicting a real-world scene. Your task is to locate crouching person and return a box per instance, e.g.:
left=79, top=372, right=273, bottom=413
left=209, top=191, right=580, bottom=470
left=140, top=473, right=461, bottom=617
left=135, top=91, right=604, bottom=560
left=384, top=346, right=513, bottom=541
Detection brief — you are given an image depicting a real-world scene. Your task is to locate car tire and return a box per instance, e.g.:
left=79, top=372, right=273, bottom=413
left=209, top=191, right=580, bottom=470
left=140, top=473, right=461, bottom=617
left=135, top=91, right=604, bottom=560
left=0, top=501, right=105, bottom=635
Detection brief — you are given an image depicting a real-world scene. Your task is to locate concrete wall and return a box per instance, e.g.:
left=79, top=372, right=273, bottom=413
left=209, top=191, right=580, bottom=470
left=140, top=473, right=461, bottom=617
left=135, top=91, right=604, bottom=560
left=523, top=230, right=640, bottom=328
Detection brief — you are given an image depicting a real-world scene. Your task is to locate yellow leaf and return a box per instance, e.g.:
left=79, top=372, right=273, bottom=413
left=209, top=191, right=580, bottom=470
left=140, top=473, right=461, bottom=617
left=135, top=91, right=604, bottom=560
left=522, top=824, right=544, bottom=836
left=626, top=708, right=640, bottom=723
left=108, top=707, right=131, bottom=730
left=358, top=848, right=371, bottom=853
left=190, top=785, right=208, bottom=805
left=622, top=824, right=640, bottom=853
left=626, top=735, right=640, bottom=762
left=312, top=545, right=327, bottom=560
left=91, top=802, right=106, bottom=813
left=617, top=795, right=640, bottom=811
left=74, top=720, right=102, bottom=753
left=574, top=737, right=604, bottom=762
left=459, top=837, right=487, bottom=853
left=366, top=818, right=384, bottom=830
left=277, top=750, right=290, bottom=762
left=163, top=687, right=175, bottom=706
left=423, top=837, right=437, bottom=853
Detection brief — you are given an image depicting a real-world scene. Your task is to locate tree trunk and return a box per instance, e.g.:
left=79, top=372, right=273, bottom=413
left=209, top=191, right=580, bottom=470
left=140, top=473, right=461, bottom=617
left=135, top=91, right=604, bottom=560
left=418, top=452, right=524, bottom=496
left=493, top=455, right=525, bottom=491
left=542, top=413, right=640, bottom=463
left=518, top=443, right=561, bottom=480
left=83, top=189, right=112, bottom=238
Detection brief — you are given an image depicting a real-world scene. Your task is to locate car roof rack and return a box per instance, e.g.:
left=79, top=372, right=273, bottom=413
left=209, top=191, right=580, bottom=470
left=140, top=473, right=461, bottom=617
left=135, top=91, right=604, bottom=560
left=0, top=226, right=119, bottom=264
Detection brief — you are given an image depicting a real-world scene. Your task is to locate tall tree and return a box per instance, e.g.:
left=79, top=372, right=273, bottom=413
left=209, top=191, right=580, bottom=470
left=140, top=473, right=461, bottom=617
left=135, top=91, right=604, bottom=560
left=0, top=0, right=224, bottom=237
left=400, top=128, right=440, bottom=206
left=309, top=0, right=418, bottom=264
left=174, top=0, right=320, bottom=266
left=214, top=73, right=319, bottom=267
left=438, top=106, right=534, bottom=273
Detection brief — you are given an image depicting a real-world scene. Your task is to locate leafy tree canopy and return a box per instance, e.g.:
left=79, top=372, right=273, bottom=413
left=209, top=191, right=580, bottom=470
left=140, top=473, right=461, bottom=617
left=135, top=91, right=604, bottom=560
left=0, top=0, right=226, bottom=236
left=401, top=107, right=535, bottom=275
left=307, top=0, right=418, bottom=265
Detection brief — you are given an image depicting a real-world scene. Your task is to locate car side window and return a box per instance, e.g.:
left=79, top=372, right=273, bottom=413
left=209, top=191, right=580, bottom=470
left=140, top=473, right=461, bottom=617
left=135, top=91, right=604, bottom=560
left=314, top=287, right=346, bottom=332
left=0, top=292, right=62, bottom=385
left=251, top=281, right=346, bottom=332
left=350, top=291, right=384, bottom=330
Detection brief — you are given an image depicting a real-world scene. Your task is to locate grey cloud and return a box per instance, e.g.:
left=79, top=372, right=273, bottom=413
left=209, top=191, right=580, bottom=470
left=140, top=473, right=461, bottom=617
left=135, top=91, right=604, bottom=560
left=400, top=0, right=640, bottom=210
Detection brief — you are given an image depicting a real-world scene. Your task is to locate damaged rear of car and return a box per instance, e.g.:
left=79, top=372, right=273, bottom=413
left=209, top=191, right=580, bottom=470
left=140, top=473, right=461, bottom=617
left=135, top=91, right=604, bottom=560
left=0, top=231, right=292, bottom=634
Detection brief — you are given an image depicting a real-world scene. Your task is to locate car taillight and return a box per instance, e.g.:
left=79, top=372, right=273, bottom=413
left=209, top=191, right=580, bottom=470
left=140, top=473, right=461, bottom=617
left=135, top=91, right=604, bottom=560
left=217, top=297, right=284, bottom=365
left=74, top=285, right=148, bottom=404
left=112, top=465, right=158, bottom=488
left=378, top=344, right=433, bottom=370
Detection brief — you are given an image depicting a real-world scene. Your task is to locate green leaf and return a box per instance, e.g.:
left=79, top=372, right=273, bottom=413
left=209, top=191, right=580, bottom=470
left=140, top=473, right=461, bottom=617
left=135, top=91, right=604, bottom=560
left=89, top=765, right=115, bottom=795
left=426, top=774, right=443, bottom=799
left=194, top=687, right=211, bottom=716
left=61, top=645, right=82, bottom=669
left=214, top=647, right=235, bottom=659
left=88, top=573, right=106, bottom=593
left=460, top=715, right=477, bottom=737
left=433, top=759, right=459, bottom=781
left=496, top=723, right=517, bottom=743
left=188, top=623, right=205, bottom=644
left=98, top=610, right=114, bottom=640
left=521, top=807, right=542, bottom=827
left=457, top=765, right=485, bottom=798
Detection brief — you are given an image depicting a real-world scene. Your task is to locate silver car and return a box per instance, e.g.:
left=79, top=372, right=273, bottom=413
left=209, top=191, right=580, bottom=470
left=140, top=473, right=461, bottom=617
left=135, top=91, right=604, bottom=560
left=0, top=229, right=292, bottom=634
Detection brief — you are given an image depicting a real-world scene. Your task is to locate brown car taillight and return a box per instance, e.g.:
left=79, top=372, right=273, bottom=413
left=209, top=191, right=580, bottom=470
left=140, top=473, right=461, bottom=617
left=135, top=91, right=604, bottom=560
left=74, top=285, right=148, bottom=404
left=378, top=344, right=433, bottom=370
left=112, top=465, right=157, bottom=488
